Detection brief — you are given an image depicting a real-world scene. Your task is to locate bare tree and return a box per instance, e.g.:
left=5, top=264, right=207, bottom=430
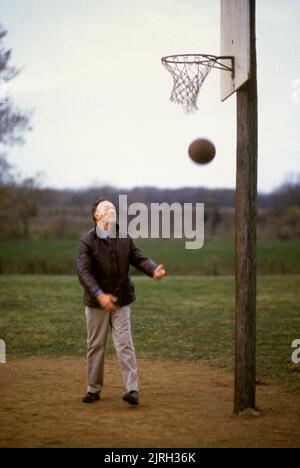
left=0, top=25, right=31, bottom=147
left=0, top=25, right=35, bottom=239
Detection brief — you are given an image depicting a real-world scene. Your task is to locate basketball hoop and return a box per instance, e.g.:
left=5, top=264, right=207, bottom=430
left=161, top=54, right=233, bottom=113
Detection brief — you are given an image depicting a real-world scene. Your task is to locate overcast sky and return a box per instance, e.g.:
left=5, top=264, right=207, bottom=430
left=1, top=0, right=299, bottom=192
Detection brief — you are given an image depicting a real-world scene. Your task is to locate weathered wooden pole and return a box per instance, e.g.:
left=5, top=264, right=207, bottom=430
left=234, top=0, right=258, bottom=413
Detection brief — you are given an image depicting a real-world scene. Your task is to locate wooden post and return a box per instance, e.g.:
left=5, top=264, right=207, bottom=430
left=234, top=0, right=258, bottom=414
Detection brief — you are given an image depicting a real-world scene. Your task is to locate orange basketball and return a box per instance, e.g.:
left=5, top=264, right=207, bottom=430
left=188, top=138, right=216, bottom=164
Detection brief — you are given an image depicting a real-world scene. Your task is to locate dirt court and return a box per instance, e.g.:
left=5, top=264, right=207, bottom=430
left=0, top=356, right=299, bottom=448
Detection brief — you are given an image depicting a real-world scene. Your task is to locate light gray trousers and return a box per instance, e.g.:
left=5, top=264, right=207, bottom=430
left=85, top=305, right=138, bottom=394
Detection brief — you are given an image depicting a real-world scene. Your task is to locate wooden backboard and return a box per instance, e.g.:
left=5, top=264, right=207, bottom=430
left=220, top=0, right=250, bottom=101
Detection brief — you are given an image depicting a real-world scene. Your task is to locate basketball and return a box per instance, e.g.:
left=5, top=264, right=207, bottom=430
left=188, top=138, right=216, bottom=164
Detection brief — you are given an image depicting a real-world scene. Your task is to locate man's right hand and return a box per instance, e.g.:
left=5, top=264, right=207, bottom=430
left=96, top=293, right=119, bottom=312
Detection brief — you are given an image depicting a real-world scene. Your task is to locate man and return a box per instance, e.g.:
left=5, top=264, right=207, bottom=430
left=77, top=197, right=166, bottom=405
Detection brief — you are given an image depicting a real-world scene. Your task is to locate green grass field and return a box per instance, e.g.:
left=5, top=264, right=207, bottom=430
left=0, top=274, right=299, bottom=390
left=0, top=238, right=300, bottom=274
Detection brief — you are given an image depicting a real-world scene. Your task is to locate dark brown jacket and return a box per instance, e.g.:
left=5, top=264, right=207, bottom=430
left=77, top=225, right=158, bottom=308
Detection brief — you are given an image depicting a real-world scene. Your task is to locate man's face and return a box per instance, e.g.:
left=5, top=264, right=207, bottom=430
left=94, top=201, right=117, bottom=230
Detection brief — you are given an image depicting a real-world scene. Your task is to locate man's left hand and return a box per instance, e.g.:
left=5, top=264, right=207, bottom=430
left=153, top=264, right=166, bottom=280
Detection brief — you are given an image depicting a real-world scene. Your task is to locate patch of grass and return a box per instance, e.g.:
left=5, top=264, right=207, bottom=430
left=0, top=239, right=300, bottom=274
left=0, top=275, right=299, bottom=390
left=0, top=240, right=78, bottom=274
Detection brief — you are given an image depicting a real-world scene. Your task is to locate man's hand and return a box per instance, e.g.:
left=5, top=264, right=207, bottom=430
left=153, top=264, right=166, bottom=281
left=96, top=293, right=119, bottom=312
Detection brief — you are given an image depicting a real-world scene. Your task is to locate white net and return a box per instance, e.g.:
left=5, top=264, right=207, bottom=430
left=162, top=54, right=216, bottom=113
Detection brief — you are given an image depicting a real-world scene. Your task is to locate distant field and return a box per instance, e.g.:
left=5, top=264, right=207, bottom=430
left=0, top=238, right=300, bottom=275
left=0, top=274, right=299, bottom=389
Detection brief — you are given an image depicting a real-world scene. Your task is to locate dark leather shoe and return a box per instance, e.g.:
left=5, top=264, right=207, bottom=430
left=123, top=390, right=139, bottom=406
left=82, top=392, right=100, bottom=403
